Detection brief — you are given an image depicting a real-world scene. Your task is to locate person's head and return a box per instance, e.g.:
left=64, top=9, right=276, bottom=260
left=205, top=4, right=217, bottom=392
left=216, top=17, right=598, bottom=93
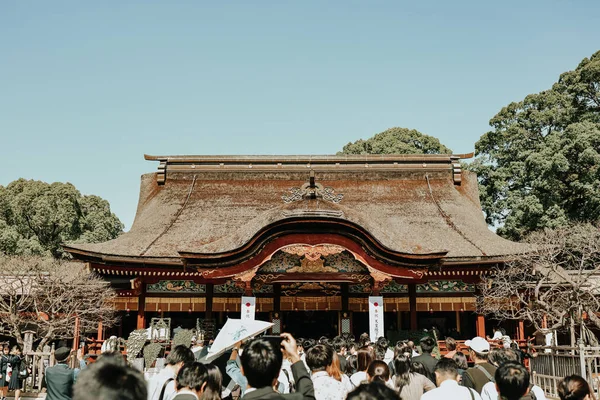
left=73, top=356, right=147, bottom=400
left=346, top=382, right=399, bottom=400
left=357, top=346, right=374, bottom=372
left=465, top=336, right=490, bottom=361
left=306, top=344, right=333, bottom=373
left=359, top=333, right=371, bottom=347
left=166, top=345, right=195, bottom=371
left=433, top=358, right=459, bottom=386
left=495, top=362, right=530, bottom=400
left=348, top=341, right=358, bottom=355
left=558, top=375, right=595, bottom=400
left=97, top=351, right=127, bottom=367
left=445, top=337, right=457, bottom=352
left=333, top=337, right=347, bottom=354
left=376, top=337, right=389, bottom=351
left=302, top=338, right=316, bottom=352
left=411, top=361, right=427, bottom=376
left=296, top=338, right=305, bottom=353
left=176, top=362, right=209, bottom=397
left=488, top=348, right=519, bottom=368
left=11, top=345, right=21, bottom=355
left=367, top=360, right=390, bottom=383
left=55, top=347, right=71, bottom=364
left=393, top=342, right=410, bottom=359
left=202, top=364, right=222, bottom=400
left=392, top=353, right=411, bottom=375
left=419, top=336, right=435, bottom=354
left=2, top=345, right=9, bottom=355
left=452, top=351, right=468, bottom=369
left=240, top=337, right=283, bottom=389
left=345, top=354, right=358, bottom=376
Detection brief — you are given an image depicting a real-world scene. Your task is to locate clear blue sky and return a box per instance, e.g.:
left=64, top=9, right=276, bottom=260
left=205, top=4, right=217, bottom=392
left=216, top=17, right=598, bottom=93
left=1, top=1, right=599, bottom=230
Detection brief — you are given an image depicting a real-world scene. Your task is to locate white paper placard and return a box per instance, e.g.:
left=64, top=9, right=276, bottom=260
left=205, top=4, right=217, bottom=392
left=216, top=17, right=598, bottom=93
left=369, top=296, right=384, bottom=342
left=241, top=296, right=256, bottom=320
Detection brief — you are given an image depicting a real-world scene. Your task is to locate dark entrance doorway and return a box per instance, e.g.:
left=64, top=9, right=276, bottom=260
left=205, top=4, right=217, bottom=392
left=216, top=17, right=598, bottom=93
left=283, top=311, right=339, bottom=339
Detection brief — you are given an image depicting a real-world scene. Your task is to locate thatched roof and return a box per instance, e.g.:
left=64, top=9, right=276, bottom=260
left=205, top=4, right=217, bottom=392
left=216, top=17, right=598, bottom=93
left=64, top=154, right=528, bottom=266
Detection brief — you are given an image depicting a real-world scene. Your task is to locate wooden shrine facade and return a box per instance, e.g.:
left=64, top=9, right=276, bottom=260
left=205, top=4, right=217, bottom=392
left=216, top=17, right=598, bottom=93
left=64, top=154, right=529, bottom=339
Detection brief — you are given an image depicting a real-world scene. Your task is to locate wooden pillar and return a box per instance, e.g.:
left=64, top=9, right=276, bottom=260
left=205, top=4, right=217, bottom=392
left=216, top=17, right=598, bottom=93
left=205, top=284, right=214, bottom=320
left=542, top=314, right=548, bottom=329
left=341, top=283, right=349, bottom=312
left=97, top=320, right=103, bottom=341
left=137, top=287, right=146, bottom=329
left=73, top=316, right=80, bottom=353
left=408, top=284, right=417, bottom=330
left=274, top=284, right=281, bottom=313
left=456, top=310, right=461, bottom=333
left=518, top=320, right=525, bottom=341
left=476, top=314, right=486, bottom=338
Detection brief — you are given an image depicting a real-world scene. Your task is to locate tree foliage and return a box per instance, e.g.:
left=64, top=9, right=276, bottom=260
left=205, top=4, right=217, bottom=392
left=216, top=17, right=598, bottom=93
left=0, top=256, right=117, bottom=351
left=0, top=179, right=123, bottom=258
left=478, top=223, right=600, bottom=344
left=338, top=127, right=452, bottom=155
left=472, top=50, right=600, bottom=240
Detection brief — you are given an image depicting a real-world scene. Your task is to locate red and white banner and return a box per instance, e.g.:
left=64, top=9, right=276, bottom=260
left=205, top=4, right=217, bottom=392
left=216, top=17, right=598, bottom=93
left=241, top=296, right=256, bottom=320
left=369, top=296, right=384, bottom=341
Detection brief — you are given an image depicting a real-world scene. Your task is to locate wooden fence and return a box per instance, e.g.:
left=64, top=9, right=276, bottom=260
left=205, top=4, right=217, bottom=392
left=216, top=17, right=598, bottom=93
left=529, top=345, right=600, bottom=399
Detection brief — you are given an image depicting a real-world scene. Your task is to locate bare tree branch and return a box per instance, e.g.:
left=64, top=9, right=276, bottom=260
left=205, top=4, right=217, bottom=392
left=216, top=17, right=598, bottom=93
left=0, top=256, right=117, bottom=351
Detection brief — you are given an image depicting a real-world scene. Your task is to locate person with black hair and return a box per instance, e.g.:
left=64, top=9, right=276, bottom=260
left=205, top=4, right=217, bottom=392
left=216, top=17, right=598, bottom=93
left=0, top=345, right=10, bottom=400
left=481, top=349, right=546, bottom=400
left=557, top=375, right=595, bottom=400
left=452, top=351, right=468, bottom=382
left=376, top=337, right=393, bottom=364
left=332, top=337, right=347, bottom=373
left=411, top=336, right=438, bottom=382
left=73, top=354, right=147, bottom=400
left=421, top=358, right=481, bottom=400
left=391, top=353, right=435, bottom=400
left=344, top=355, right=357, bottom=377
left=45, top=347, right=76, bottom=400
left=172, top=362, right=208, bottom=400
left=358, top=333, right=370, bottom=348
left=148, top=345, right=195, bottom=400
left=494, top=362, right=530, bottom=400
left=240, top=333, right=314, bottom=400
left=305, top=344, right=346, bottom=400
left=7, top=345, right=24, bottom=400
left=202, top=364, right=222, bottom=400
left=346, top=382, right=398, bottom=400
left=349, top=347, right=374, bottom=387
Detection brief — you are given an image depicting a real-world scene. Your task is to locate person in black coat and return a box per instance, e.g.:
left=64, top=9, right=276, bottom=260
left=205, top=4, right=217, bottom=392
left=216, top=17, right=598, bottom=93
left=0, top=345, right=10, bottom=399
left=8, top=345, right=24, bottom=400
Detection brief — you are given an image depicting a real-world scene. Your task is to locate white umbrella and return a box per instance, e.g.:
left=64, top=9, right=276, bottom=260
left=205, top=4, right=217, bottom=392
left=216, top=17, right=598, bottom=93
left=204, top=318, right=274, bottom=362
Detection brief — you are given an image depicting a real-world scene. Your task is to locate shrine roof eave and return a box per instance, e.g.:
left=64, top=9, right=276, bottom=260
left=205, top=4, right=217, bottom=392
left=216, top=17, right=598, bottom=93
left=65, top=245, right=513, bottom=269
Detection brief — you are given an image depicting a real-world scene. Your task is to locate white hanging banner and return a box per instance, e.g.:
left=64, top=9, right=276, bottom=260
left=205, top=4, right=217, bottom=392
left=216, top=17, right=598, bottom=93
left=369, top=296, right=384, bottom=341
left=241, top=296, right=256, bottom=320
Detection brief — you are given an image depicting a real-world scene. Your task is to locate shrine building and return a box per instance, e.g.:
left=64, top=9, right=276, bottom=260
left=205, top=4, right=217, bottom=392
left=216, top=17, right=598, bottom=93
left=64, top=154, right=529, bottom=340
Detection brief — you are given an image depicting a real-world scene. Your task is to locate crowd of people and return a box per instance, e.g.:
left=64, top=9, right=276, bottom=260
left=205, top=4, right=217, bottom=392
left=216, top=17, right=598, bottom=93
left=1, top=333, right=597, bottom=400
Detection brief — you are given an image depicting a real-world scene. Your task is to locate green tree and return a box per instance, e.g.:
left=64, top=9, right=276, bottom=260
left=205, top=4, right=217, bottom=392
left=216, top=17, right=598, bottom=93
left=472, top=51, right=600, bottom=240
left=338, top=127, right=452, bottom=155
left=0, top=179, right=123, bottom=258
